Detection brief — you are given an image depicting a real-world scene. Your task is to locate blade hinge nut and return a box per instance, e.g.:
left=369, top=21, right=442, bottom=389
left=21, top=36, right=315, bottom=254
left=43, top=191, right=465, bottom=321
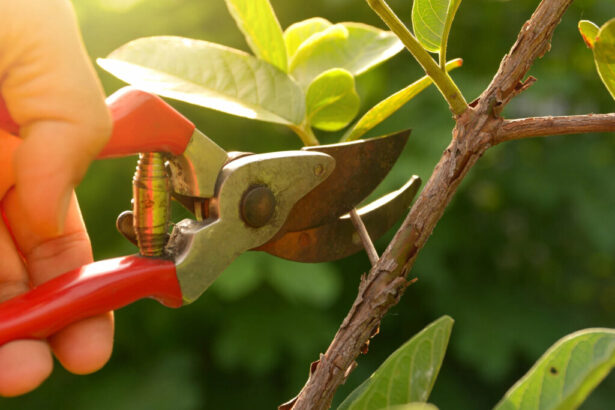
left=241, top=185, right=276, bottom=228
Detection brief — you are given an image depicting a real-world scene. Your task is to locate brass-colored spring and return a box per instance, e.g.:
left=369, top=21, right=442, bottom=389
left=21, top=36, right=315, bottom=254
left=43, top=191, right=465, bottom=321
left=133, top=152, right=170, bottom=256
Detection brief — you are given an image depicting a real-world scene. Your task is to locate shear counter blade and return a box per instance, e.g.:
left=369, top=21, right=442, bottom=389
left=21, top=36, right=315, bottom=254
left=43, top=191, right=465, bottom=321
left=257, top=176, right=421, bottom=262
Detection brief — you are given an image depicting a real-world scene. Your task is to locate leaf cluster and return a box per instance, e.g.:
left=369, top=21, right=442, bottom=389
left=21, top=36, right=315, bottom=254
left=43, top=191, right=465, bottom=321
left=99, top=0, right=463, bottom=146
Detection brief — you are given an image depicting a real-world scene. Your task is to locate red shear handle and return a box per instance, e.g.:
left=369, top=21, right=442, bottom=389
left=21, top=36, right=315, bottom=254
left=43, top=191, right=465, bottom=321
left=100, top=87, right=195, bottom=158
left=0, top=87, right=195, bottom=158
left=0, top=255, right=183, bottom=345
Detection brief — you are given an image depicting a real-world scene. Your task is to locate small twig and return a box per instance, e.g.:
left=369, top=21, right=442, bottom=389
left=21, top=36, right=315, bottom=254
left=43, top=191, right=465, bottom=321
left=349, top=209, right=379, bottom=266
left=496, top=113, right=615, bottom=143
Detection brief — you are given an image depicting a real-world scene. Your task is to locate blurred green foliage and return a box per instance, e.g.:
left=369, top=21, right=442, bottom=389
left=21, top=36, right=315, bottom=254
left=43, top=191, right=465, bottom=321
left=1, top=0, right=614, bottom=409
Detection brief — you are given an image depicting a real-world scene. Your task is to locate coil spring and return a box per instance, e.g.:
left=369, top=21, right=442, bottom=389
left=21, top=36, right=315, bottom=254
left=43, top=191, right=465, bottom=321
left=133, top=152, right=170, bottom=256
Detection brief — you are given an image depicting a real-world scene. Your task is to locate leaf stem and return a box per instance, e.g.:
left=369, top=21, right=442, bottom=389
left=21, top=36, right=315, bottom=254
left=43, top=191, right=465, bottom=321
left=439, top=48, right=447, bottom=71
left=439, top=0, right=462, bottom=70
left=341, top=58, right=463, bottom=142
left=366, top=0, right=468, bottom=115
left=290, top=123, right=320, bottom=146
left=439, top=33, right=450, bottom=71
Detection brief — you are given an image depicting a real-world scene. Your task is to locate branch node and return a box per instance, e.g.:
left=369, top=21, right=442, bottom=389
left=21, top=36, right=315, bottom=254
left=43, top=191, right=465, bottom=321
left=360, top=341, right=370, bottom=355
left=512, top=76, right=537, bottom=98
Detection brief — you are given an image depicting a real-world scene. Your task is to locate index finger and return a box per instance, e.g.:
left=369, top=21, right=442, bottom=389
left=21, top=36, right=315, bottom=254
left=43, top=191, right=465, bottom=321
left=0, top=0, right=111, bottom=238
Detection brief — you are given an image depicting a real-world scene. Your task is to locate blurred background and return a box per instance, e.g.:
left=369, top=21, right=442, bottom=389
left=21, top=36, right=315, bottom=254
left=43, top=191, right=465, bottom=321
left=2, top=0, right=614, bottom=408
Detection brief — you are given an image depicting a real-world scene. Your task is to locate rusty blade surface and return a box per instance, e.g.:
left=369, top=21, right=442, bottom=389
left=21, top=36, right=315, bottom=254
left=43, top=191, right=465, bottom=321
left=256, top=176, right=421, bottom=262
left=281, top=129, right=410, bottom=233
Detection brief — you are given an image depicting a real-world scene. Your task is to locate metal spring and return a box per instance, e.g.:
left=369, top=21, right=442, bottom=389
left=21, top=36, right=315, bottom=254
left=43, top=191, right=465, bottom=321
left=133, top=152, right=170, bottom=256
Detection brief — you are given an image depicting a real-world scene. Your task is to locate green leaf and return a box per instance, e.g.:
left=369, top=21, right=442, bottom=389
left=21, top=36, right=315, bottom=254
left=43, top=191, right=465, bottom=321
left=342, top=58, right=462, bottom=141
left=289, top=22, right=403, bottom=88
left=412, top=0, right=462, bottom=54
left=306, top=68, right=360, bottom=131
left=594, top=18, right=615, bottom=100
left=98, top=36, right=305, bottom=125
left=494, top=328, right=615, bottom=410
left=383, top=404, right=439, bottom=410
left=284, top=17, right=332, bottom=61
left=578, top=20, right=600, bottom=49
left=337, top=316, right=454, bottom=410
left=224, top=0, right=287, bottom=72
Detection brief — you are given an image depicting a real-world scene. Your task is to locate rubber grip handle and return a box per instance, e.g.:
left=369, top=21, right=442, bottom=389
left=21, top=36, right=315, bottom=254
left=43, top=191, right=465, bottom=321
left=0, top=255, right=183, bottom=345
left=99, top=87, right=196, bottom=158
left=0, top=87, right=195, bottom=158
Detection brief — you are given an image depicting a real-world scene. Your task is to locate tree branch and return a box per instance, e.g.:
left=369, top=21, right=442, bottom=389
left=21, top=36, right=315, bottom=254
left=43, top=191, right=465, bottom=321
left=288, top=1, right=575, bottom=409
left=497, top=113, right=615, bottom=143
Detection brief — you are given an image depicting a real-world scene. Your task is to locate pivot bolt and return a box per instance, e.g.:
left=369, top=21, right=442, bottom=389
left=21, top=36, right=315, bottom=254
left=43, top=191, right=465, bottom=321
left=241, top=185, right=276, bottom=228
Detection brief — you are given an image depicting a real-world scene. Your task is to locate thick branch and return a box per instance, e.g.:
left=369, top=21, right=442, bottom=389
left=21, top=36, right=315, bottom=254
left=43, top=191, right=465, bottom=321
left=497, top=113, right=615, bottom=143
left=288, top=1, right=575, bottom=409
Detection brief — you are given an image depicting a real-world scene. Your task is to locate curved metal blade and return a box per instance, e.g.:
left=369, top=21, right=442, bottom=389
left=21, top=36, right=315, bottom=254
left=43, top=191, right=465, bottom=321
left=281, top=129, right=410, bottom=233
left=256, top=176, right=421, bottom=262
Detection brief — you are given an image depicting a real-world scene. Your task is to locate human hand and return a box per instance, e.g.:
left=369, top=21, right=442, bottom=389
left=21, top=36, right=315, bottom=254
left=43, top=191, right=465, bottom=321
left=0, top=0, right=113, bottom=396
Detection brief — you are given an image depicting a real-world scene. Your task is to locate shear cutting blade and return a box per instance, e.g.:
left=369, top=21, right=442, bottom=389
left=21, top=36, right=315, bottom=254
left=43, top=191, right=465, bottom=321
left=280, top=129, right=410, bottom=233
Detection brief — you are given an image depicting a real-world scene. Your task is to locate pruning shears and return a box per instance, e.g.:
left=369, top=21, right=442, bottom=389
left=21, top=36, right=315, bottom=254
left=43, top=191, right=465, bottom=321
left=0, top=87, right=420, bottom=345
